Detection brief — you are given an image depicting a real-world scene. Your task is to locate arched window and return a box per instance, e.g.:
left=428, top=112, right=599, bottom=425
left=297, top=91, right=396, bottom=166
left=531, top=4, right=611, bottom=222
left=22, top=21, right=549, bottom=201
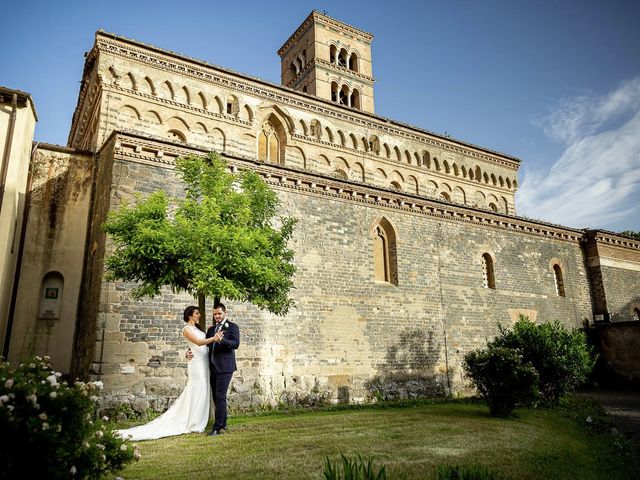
left=348, top=52, right=359, bottom=72
left=553, top=264, right=565, bottom=297
left=350, top=89, right=361, bottom=110
left=373, top=218, right=398, bottom=285
left=482, top=253, right=496, bottom=289
left=258, top=122, right=281, bottom=165
left=331, top=82, right=339, bottom=102
left=338, top=48, right=348, bottom=68
left=339, top=85, right=349, bottom=106
left=330, top=45, right=338, bottom=64
left=633, top=308, right=640, bottom=321
left=369, top=135, right=380, bottom=155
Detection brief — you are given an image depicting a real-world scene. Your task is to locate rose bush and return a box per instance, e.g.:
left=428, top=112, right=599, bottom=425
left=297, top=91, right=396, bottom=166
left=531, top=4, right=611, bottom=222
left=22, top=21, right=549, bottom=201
left=0, top=355, right=139, bottom=479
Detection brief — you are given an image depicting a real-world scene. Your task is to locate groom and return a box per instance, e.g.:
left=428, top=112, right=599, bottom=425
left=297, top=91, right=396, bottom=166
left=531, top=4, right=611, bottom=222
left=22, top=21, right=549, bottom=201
left=206, top=302, right=240, bottom=436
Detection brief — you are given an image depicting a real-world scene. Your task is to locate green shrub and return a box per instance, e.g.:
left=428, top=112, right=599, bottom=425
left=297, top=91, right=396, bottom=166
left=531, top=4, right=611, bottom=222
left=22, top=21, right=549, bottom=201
left=0, top=356, right=139, bottom=479
left=490, top=315, right=596, bottom=405
left=323, top=453, right=387, bottom=480
left=432, top=464, right=508, bottom=479
left=463, top=346, right=539, bottom=417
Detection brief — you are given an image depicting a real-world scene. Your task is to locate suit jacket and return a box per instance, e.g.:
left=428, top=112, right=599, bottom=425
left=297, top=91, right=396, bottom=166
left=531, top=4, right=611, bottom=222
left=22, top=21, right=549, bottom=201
left=206, top=320, right=240, bottom=374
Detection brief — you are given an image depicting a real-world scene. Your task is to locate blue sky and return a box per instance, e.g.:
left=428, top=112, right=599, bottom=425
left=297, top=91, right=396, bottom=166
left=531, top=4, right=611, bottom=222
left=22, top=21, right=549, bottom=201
left=3, top=0, right=640, bottom=232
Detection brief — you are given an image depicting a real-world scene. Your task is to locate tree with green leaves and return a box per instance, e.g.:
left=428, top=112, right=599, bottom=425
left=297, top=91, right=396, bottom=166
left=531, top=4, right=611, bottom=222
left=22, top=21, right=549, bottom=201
left=103, top=152, right=297, bottom=329
left=618, top=230, right=640, bottom=240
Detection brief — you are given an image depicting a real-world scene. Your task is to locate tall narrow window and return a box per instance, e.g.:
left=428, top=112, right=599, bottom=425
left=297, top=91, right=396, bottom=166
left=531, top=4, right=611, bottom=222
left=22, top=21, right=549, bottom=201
left=373, top=218, right=398, bottom=285
left=258, top=122, right=281, bottom=165
left=226, top=95, right=239, bottom=116
left=330, top=45, right=338, bottom=64
left=350, top=89, right=361, bottom=110
left=553, top=264, right=565, bottom=297
left=348, top=53, right=359, bottom=72
left=482, top=253, right=496, bottom=289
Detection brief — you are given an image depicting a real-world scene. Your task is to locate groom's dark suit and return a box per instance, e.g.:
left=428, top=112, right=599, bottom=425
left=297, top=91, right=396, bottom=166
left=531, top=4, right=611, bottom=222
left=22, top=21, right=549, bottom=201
left=206, top=319, right=240, bottom=433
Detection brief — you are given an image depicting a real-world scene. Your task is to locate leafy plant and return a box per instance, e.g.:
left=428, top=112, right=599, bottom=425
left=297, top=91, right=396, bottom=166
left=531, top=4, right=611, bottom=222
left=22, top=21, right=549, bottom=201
left=104, top=152, right=297, bottom=326
left=0, top=356, right=139, bottom=479
left=618, top=230, right=640, bottom=240
left=490, top=315, right=596, bottom=405
left=432, top=464, right=508, bottom=479
left=323, top=453, right=388, bottom=480
left=463, top=346, right=539, bottom=417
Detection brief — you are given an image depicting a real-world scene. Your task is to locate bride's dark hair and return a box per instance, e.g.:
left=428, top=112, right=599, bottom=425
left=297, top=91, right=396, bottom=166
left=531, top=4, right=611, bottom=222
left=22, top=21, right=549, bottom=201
left=183, top=306, right=203, bottom=332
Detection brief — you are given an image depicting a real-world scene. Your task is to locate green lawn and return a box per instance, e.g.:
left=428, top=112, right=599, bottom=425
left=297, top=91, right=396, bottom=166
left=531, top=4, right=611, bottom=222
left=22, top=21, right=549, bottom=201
left=115, top=397, right=633, bottom=479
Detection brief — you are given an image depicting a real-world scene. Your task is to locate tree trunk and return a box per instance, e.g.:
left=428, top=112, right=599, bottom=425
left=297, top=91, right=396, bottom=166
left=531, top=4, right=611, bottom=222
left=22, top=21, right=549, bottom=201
left=198, top=293, right=206, bottom=331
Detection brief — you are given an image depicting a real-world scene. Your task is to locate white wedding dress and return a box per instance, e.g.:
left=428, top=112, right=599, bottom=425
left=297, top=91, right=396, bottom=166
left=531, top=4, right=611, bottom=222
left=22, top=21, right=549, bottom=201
left=116, top=325, right=211, bottom=441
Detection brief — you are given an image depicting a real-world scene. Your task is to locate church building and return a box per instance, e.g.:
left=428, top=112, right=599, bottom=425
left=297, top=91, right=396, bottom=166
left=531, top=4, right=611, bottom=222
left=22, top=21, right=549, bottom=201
left=1, top=11, right=638, bottom=409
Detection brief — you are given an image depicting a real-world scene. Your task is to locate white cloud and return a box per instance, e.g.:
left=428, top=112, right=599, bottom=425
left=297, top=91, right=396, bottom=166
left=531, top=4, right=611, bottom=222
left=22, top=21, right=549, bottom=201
left=517, top=78, right=640, bottom=230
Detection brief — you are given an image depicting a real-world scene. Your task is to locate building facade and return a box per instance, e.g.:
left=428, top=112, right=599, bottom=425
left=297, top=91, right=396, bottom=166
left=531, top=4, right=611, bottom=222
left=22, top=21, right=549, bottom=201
left=3, top=12, right=639, bottom=410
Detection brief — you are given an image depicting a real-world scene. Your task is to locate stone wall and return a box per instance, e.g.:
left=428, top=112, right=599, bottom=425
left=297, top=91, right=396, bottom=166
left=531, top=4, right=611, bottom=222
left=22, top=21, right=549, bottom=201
left=584, top=231, right=640, bottom=322
left=595, top=322, right=640, bottom=383
left=9, top=145, right=93, bottom=372
left=89, top=134, right=593, bottom=411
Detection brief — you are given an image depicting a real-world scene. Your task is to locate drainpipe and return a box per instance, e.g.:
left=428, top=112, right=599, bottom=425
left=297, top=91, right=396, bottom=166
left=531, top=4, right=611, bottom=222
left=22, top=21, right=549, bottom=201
left=2, top=142, right=37, bottom=359
left=0, top=93, right=18, bottom=215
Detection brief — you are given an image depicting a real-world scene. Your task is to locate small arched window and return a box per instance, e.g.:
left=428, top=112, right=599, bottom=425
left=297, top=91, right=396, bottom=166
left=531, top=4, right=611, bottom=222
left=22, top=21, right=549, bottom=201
left=330, top=45, right=338, bottom=64
left=633, top=308, right=640, bottom=321
left=553, top=264, right=565, bottom=297
left=348, top=52, right=359, bottom=72
left=338, top=48, right=348, bottom=68
left=482, top=253, right=496, bottom=289
left=331, top=82, right=339, bottom=102
left=350, top=89, right=361, bottom=110
left=373, top=218, right=398, bottom=285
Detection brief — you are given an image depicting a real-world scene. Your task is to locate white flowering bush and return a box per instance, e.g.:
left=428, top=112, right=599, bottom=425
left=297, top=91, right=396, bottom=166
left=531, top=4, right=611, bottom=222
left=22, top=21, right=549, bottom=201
left=0, top=356, right=139, bottom=479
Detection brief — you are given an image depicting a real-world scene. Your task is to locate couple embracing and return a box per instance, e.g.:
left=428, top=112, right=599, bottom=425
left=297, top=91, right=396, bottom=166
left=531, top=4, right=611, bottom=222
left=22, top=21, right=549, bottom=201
left=116, top=303, right=240, bottom=441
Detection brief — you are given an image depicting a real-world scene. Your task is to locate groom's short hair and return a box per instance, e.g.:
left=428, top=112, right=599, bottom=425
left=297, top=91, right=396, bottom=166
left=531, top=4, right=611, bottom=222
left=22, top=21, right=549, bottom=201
left=213, top=302, right=226, bottom=312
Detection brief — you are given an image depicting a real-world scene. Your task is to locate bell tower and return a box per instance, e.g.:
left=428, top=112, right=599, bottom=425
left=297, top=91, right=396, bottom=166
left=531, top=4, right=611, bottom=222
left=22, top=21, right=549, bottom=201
left=278, top=11, right=375, bottom=113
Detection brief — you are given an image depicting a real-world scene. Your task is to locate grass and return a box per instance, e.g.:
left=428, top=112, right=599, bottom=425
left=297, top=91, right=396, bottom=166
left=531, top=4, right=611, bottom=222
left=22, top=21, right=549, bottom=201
left=114, top=396, right=633, bottom=479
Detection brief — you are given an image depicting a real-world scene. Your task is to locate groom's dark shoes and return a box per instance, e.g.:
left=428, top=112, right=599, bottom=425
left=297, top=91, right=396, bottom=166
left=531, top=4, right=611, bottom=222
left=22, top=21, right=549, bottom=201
left=207, top=429, right=223, bottom=436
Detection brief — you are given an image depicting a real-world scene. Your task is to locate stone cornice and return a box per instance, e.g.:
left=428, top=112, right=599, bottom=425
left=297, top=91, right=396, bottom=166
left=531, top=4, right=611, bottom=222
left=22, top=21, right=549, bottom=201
left=86, top=32, right=520, bottom=172
left=105, top=132, right=583, bottom=244
left=278, top=11, right=373, bottom=57
left=316, top=59, right=375, bottom=84
left=287, top=59, right=375, bottom=90
left=585, top=230, right=640, bottom=251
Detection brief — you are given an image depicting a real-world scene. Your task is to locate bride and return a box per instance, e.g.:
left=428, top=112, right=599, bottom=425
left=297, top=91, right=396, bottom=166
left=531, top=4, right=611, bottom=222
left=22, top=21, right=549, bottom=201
left=116, top=306, right=219, bottom=441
